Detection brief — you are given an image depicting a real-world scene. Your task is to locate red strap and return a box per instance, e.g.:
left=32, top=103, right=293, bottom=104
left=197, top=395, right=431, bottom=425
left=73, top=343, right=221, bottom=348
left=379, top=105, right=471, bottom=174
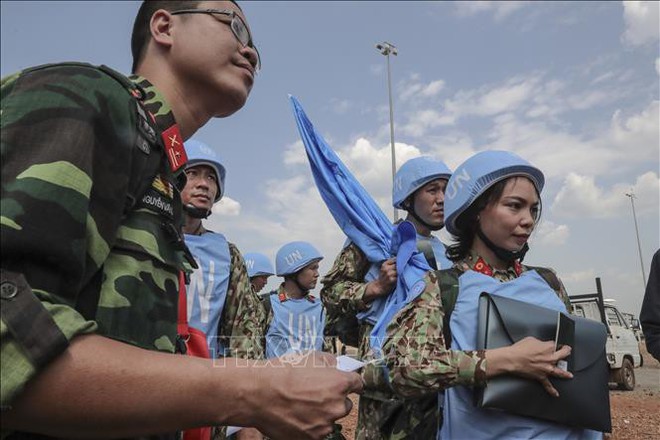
left=177, top=271, right=189, bottom=337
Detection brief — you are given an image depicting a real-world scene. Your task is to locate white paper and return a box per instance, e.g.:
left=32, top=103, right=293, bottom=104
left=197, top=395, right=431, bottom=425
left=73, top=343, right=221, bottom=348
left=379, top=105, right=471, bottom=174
left=336, top=355, right=366, bottom=372
left=226, top=355, right=367, bottom=435
left=226, top=426, right=242, bottom=436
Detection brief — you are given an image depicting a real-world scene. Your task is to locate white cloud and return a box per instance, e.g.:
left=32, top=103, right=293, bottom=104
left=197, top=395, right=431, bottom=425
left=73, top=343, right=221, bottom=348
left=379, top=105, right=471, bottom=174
left=534, top=220, right=570, bottom=246
left=336, top=138, right=421, bottom=205
left=606, top=100, right=660, bottom=167
left=621, top=1, right=660, bottom=46
left=561, top=268, right=597, bottom=284
left=330, top=98, right=352, bottom=114
left=400, top=108, right=455, bottom=137
left=283, top=140, right=306, bottom=165
left=400, top=76, right=446, bottom=101
left=212, top=196, right=241, bottom=216
left=483, top=100, right=659, bottom=181
left=551, top=171, right=659, bottom=218
left=454, top=1, right=528, bottom=20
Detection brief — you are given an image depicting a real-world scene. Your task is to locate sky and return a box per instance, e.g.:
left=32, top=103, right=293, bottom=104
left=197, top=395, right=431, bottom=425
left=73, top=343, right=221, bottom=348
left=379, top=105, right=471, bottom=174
left=2, top=1, right=658, bottom=316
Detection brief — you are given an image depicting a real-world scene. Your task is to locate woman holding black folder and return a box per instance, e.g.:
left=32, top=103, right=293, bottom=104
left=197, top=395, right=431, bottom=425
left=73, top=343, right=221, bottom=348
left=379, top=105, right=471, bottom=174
left=382, top=150, right=603, bottom=439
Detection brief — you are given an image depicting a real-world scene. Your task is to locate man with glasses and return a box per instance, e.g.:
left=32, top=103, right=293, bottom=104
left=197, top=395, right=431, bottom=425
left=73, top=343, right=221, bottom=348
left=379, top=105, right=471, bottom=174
left=1, top=2, right=362, bottom=440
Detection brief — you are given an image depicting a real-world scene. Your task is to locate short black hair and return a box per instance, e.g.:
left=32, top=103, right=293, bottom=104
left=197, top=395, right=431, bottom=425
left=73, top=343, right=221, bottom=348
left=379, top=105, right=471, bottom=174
left=130, top=1, right=243, bottom=73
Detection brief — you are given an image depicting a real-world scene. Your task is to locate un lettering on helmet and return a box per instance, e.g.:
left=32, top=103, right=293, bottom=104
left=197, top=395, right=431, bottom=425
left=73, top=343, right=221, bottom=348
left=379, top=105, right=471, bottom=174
left=445, top=168, right=471, bottom=201
left=285, top=250, right=304, bottom=266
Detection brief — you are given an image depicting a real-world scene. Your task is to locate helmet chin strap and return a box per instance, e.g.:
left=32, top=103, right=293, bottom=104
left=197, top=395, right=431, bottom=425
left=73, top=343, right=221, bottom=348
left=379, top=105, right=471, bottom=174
left=407, top=206, right=443, bottom=232
left=293, top=273, right=310, bottom=294
left=476, top=227, right=529, bottom=263
left=183, top=203, right=212, bottom=219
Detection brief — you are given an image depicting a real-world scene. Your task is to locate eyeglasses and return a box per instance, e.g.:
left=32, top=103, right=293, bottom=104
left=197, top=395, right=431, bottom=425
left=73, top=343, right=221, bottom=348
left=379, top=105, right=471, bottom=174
left=171, top=8, right=261, bottom=72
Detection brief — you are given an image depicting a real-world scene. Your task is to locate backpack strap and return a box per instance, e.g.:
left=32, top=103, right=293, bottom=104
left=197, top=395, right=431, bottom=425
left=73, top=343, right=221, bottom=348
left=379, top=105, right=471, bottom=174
left=73, top=64, right=169, bottom=319
left=524, top=265, right=571, bottom=310
left=525, top=266, right=561, bottom=292
left=417, top=239, right=438, bottom=270
left=435, top=266, right=463, bottom=349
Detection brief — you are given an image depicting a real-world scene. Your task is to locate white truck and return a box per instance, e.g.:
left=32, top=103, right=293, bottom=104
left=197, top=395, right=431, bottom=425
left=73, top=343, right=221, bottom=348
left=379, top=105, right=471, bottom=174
left=569, top=277, right=642, bottom=391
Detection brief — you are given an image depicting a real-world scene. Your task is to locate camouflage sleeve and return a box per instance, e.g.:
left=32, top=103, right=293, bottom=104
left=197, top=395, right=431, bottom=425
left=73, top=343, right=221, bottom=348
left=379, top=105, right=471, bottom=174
left=383, top=271, right=487, bottom=398
left=320, top=243, right=372, bottom=325
left=1, top=65, right=137, bottom=406
left=218, top=243, right=266, bottom=360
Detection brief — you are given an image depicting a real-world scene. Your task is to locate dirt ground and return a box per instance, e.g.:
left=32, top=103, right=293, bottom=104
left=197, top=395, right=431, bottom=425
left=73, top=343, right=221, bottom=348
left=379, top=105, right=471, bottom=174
left=340, top=344, right=659, bottom=439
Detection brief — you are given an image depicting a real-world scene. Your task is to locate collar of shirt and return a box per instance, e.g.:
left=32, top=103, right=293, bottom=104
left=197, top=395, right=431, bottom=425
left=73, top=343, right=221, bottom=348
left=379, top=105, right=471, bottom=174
left=128, top=75, right=187, bottom=173
left=457, top=251, right=523, bottom=282
left=128, top=75, right=177, bottom=130
left=276, top=284, right=316, bottom=303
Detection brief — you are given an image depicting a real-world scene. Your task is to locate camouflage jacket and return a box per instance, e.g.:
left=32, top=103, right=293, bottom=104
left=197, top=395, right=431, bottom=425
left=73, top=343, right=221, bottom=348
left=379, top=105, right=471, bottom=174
left=1, top=63, right=188, bottom=418
left=321, top=243, right=440, bottom=440
left=383, top=252, right=571, bottom=399
left=205, top=241, right=266, bottom=359
left=320, top=242, right=372, bottom=355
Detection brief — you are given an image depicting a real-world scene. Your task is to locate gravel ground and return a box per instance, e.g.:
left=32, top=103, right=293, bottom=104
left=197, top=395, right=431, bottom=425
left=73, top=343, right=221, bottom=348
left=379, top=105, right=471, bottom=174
left=607, top=343, right=659, bottom=440
left=340, top=344, right=660, bottom=439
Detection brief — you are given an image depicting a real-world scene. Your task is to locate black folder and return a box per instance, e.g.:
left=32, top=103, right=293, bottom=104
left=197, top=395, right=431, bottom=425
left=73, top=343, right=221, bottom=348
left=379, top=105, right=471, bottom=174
left=475, top=292, right=611, bottom=432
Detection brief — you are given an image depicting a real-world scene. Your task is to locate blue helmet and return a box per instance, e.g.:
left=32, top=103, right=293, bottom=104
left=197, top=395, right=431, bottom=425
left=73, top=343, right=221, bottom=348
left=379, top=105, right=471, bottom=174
left=275, top=241, right=324, bottom=276
left=184, top=139, right=226, bottom=202
left=244, top=252, right=275, bottom=277
left=392, top=156, right=452, bottom=209
left=444, top=150, right=544, bottom=236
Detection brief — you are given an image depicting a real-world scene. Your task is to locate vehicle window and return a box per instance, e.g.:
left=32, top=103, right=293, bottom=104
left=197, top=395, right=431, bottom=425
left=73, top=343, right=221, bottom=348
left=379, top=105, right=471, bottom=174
left=605, top=307, right=622, bottom=327
left=573, top=306, right=585, bottom=318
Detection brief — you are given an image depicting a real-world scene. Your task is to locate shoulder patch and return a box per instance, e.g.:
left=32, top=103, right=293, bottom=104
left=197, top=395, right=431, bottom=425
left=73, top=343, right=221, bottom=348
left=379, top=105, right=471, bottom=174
left=410, top=280, right=426, bottom=297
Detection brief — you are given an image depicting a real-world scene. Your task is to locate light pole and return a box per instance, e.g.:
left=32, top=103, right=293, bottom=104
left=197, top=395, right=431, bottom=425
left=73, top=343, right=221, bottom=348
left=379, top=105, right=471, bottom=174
left=376, top=41, right=398, bottom=222
left=625, top=189, right=646, bottom=287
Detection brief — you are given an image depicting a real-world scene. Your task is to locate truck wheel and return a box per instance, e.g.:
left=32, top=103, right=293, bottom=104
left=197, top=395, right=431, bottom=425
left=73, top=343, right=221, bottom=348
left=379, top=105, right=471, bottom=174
left=615, top=358, right=635, bottom=391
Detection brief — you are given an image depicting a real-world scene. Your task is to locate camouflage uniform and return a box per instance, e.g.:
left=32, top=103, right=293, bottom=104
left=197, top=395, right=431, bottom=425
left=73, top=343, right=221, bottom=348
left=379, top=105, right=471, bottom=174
left=1, top=63, right=191, bottom=439
left=205, top=243, right=266, bottom=440
left=321, top=243, right=439, bottom=440
left=217, top=243, right=266, bottom=359
left=383, top=252, right=571, bottom=398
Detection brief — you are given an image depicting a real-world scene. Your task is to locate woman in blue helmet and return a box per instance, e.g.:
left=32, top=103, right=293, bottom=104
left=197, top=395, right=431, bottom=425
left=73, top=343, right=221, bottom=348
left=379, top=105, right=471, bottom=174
left=182, top=139, right=266, bottom=361
left=321, top=156, right=452, bottom=440
left=383, top=150, right=602, bottom=439
left=265, top=241, right=327, bottom=359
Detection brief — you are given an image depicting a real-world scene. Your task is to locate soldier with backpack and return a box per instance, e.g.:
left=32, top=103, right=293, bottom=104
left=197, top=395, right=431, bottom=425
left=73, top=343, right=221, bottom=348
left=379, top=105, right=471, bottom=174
left=321, top=156, right=452, bottom=439
left=0, top=2, right=361, bottom=439
left=382, top=150, right=601, bottom=439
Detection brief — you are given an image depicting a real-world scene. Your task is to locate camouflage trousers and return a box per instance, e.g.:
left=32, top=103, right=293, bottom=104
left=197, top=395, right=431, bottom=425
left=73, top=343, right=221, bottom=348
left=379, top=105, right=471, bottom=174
left=355, top=393, right=439, bottom=440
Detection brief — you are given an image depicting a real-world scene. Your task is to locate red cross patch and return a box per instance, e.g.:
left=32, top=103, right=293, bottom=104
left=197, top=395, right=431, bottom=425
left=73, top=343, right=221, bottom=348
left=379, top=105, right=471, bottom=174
left=161, top=124, right=187, bottom=172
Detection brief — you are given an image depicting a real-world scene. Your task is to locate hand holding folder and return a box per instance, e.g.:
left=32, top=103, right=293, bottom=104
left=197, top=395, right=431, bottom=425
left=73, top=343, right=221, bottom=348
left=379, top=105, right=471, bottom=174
left=476, top=292, right=611, bottom=432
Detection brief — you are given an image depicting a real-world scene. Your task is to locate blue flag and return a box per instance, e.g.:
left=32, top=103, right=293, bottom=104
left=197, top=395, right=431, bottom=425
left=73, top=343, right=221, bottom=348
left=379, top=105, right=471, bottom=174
left=289, top=96, right=431, bottom=354
left=289, top=95, right=392, bottom=263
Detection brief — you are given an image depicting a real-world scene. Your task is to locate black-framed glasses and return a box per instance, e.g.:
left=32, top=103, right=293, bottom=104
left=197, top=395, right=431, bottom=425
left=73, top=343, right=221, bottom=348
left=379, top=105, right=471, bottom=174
left=171, top=8, right=261, bottom=72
